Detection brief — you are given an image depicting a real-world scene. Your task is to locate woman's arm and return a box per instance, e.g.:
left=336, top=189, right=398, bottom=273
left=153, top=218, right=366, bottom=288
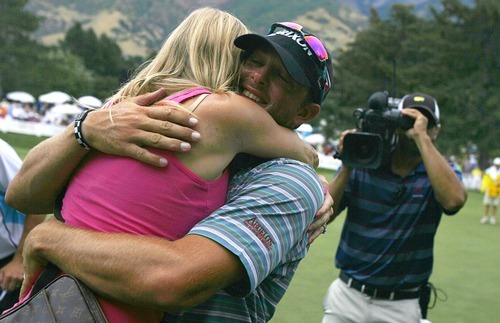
left=217, top=94, right=318, bottom=168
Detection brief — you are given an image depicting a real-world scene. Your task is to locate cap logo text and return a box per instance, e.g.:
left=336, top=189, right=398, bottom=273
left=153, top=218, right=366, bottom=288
left=273, top=30, right=313, bottom=57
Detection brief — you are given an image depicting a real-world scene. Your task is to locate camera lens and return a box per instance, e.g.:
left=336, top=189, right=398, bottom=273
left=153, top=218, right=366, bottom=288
left=342, top=133, right=384, bottom=169
left=354, top=143, right=377, bottom=162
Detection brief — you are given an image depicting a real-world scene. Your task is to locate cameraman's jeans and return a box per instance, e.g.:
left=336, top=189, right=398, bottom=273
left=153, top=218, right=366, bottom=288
left=322, top=278, right=421, bottom=323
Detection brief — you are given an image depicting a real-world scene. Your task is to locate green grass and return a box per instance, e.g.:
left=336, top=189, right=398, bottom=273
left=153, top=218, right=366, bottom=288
left=2, top=133, right=497, bottom=322
left=0, top=132, right=48, bottom=158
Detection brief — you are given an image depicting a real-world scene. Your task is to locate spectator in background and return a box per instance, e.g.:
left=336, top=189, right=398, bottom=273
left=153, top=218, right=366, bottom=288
left=0, top=138, right=45, bottom=312
left=480, top=157, right=500, bottom=225
left=323, top=93, right=467, bottom=322
left=448, top=155, right=462, bottom=172
left=471, top=166, right=482, bottom=191
left=0, top=100, right=8, bottom=118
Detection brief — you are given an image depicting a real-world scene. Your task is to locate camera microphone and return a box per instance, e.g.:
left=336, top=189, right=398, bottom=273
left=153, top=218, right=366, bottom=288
left=368, top=91, right=389, bottom=110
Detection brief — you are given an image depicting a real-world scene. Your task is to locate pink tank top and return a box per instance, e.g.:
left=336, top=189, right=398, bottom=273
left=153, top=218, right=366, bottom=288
left=61, top=88, right=229, bottom=322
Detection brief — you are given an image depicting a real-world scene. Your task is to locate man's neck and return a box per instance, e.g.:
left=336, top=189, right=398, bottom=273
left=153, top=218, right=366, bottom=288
left=229, top=153, right=269, bottom=176
left=390, top=150, right=422, bottom=178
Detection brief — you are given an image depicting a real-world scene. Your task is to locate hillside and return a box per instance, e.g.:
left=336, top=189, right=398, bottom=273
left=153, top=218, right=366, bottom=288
left=25, top=0, right=455, bottom=57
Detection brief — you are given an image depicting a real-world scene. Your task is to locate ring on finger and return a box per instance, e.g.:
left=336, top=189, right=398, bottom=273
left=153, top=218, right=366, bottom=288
left=322, top=223, right=327, bottom=234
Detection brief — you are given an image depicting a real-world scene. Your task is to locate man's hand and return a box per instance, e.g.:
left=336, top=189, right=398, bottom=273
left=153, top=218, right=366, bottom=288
left=19, top=220, right=54, bottom=300
left=84, top=89, right=202, bottom=167
left=0, top=258, right=24, bottom=292
left=308, top=175, right=334, bottom=244
left=400, top=108, right=429, bottom=139
left=336, top=129, right=357, bottom=155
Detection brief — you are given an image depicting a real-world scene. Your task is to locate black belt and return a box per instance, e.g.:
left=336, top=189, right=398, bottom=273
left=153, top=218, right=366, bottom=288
left=339, top=271, right=420, bottom=300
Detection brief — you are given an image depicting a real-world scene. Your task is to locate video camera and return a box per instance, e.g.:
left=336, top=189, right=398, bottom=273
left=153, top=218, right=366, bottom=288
left=341, top=91, right=414, bottom=169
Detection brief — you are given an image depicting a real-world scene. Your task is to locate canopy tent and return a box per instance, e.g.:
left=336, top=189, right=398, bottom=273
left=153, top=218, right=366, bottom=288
left=6, top=91, right=35, bottom=103
left=50, top=104, right=83, bottom=115
left=303, top=133, right=326, bottom=145
left=39, top=91, right=72, bottom=104
left=77, top=96, right=102, bottom=108
left=296, top=123, right=313, bottom=138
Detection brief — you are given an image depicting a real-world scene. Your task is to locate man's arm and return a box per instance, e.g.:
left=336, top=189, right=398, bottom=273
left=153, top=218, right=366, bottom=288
left=0, top=214, right=45, bottom=291
left=6, top=128, right=88, bottom=213
left=327, top=129, right=355, bottom=222
left=402, top=109, right=467, bottom=212
left=21, top=160, right=323, bottom=312
left=328, top=166, right=351, bottom=223
left=418, top=140, right=467, bottom=212
left=21, top=220, right=245, bottom=312
left=6, top=90, right=200, bottom=214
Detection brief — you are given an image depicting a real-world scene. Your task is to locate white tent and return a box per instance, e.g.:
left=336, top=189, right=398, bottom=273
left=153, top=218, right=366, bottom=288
left=6, top=91, right=35, bottom=103
left=297, top=123, right=313, bottom=133
left=77, top=96, right=102, bottom=108
left=50, top=104, right=83, bottom=115
left=304, top=133, right=326, bottom=145
left=39, top=91, right=72, bottom=104
left=296, top=123, right=314, bottom=139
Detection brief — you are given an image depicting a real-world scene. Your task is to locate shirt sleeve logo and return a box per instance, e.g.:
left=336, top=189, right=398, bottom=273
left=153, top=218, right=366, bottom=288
left=244, top=217, right=274, bottom=250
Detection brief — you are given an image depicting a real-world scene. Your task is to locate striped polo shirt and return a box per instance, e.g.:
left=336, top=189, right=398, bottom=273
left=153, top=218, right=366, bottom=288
left=163, top=158, right=323, bottom=322
left=335, top=162, right=462, bottom=290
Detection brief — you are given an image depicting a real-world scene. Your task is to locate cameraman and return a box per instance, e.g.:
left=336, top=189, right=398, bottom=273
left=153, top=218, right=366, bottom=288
left=322, top=93, right=467, bottom=322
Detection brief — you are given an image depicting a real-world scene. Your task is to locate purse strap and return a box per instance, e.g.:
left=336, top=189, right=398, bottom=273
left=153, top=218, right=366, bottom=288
left=31, top=262, right=61, bottom=295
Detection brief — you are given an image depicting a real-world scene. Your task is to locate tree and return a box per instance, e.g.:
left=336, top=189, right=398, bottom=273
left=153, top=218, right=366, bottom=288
left=26, top=49, right=95, bottom=98
left=319, top=0, right=499, bottom=167
left=432, top=0, right=500, bottom=167
left=0, top=0, right=41, bottom=95
left=0, top=1, right=97, bottom=99
left=60, top=23, right=130, bottom=99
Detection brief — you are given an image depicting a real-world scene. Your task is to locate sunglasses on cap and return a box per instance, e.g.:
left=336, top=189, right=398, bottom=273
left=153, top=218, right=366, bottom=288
left=268, top=22, right=329, bottom=64
left=268, top=22, right=332, bottom=102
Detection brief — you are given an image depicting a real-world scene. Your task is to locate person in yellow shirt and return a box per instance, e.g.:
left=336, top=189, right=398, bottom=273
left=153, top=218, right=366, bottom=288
left=480, top=157, right=500, bottom=225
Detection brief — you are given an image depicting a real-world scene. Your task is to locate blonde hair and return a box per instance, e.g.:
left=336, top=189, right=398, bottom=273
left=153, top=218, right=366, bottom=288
left=107, top=7, right=249, bottom=105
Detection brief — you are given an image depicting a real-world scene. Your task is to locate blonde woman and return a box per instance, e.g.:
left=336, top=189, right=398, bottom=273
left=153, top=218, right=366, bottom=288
left=50, top=7, right=318, bottom=322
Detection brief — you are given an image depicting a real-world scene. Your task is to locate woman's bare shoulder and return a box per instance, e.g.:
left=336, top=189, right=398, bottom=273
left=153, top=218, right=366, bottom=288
left=201, top=91, right=262, bottom=117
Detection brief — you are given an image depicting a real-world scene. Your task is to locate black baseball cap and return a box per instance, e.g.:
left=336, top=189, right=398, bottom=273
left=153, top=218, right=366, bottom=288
left=399, top=93, right=440, bottom=125
left=234, top=27, right=333, bottom=105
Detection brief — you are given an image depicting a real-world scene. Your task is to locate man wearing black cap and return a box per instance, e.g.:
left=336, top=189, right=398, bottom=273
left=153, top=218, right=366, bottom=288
left=7, top=22, right=333, bottom=321
left=323, top=93, right=467, bottom=322
left=235, top=22, right=332, bottom=116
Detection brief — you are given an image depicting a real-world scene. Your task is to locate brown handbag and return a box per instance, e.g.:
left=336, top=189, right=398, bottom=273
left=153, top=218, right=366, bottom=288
left=0, top=264, right=107, bottom=322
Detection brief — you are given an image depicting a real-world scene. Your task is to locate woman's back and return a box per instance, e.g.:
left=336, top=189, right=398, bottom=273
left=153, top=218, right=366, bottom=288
left=62, top=87, right=231, bottom=322
left=63, top=88, right=230, bottom=238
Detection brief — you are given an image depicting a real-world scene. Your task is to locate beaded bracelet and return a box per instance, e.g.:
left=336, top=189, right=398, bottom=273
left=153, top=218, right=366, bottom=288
left=74, top=109, right=94, bottom=150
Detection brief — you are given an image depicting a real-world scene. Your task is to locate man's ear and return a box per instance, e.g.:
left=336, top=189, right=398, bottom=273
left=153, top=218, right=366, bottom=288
left=293, top=103, right=320, bottom=128
left=429, top=124, right=441, bottom=140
